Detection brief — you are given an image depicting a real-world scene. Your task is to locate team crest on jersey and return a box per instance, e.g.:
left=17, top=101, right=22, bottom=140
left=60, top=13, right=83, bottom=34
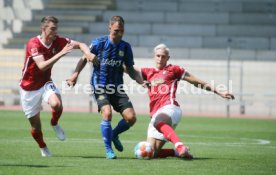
left=52, top=48, right=56, bottom=54
left=97, top=95, right=105, bottom=101
left=119, top=50, right=124, bottom=57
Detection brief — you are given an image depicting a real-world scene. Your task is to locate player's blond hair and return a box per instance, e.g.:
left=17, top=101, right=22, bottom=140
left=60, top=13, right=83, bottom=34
left=154, top=43, right=170, bottom=55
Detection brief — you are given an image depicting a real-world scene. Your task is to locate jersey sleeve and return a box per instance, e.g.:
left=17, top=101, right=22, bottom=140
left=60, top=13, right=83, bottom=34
left=173, top=65, right=185, bottom=80
left=54, top=36, right=71, bottom=54
left=123, top=43, right=134, bottom=67
left=27, top=39, right=43, bottom=59
left=58, top=37, right=71, bottom=48
left=141, top=68, right=150, bottom=81
left=89, top=38, right=100, bottom=55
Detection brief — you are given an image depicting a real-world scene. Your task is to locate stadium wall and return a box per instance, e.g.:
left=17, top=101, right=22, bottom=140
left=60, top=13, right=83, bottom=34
left=0, top=49, right=275, bottom=119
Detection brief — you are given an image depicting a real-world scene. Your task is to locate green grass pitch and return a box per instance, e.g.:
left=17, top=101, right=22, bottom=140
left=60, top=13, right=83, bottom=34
left=0, top=110, right=275, bottom=175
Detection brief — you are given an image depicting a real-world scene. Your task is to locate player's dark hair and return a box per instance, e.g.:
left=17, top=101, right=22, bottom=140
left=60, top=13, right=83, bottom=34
left=41, top=16, right=59, bottom=28
left=109, top=16, right=124, bottom=26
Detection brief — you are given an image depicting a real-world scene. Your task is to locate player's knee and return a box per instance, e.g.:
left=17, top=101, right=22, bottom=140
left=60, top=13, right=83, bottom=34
left=101, top=109, right=112, bottom=120
left=154, top=113, right=172, bottom=127
left=50, top=100, right=62, bottom=111
left=154, top=121, right=166, bottom=131
left=128, top=116, right=136, bottom=126
left=122, top=108, right=136, bottom=126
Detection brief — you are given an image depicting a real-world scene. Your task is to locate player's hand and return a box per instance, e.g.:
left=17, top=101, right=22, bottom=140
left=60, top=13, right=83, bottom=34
left=142, top=80, right=151, bottom=88
left=66, top=79, right=76, bottom=87
left=86, top=54, right=99, bottom=66
left=60, top=43, right=74, bottom=56
left=219, top=91, right=235, bottom=100
left=66, top=74, right=78, bottom=87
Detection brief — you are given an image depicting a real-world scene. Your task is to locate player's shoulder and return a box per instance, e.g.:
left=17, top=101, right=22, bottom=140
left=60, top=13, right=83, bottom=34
left=27, top=36, right=39, bottom=44
left=167, top=64, right=184, bottom=71
left=91, top=35, right=108, bottom=48
left=120, top=39, right=131, bottom=46
left=142, top=67, right=155, bottom=73
left=166, top=64, right=186, bottom=79
left=94, top=35, right=108, bottom=43
left=26, top=36, right=41, bottom=49
left=55, top=35, right=70, bottom=43
left=119, top=40, right=132, bottom=51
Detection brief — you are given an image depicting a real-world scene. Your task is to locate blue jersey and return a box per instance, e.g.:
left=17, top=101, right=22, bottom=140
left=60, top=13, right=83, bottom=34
left=90, top=35, right=134, bottom=88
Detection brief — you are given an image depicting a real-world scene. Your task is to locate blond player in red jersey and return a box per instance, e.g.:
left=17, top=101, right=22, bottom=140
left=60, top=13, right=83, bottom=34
left=19, top=16, right=98, bottom=157
left=133, top=43, right=234, bottom=159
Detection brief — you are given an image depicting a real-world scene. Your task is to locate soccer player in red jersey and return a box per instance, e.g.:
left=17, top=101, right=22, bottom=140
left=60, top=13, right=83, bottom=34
left=19, top=16, right=98, bottom=157
left=135, top=43, right=234, bottom=159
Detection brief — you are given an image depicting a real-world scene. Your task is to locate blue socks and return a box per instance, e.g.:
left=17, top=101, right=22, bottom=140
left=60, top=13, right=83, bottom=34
left=101, top=120, right=113, bottom=153
left=101, top=119, right=130, bottom=153
left=112, top=119, right=130, bottom=139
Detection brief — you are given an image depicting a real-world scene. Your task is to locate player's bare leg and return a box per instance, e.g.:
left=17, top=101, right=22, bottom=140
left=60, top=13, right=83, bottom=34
left=29, top=113, right=51, bottom=157
left=48, top=93, right=65, bottom=141
left=121, top=108, right=136, bottom=127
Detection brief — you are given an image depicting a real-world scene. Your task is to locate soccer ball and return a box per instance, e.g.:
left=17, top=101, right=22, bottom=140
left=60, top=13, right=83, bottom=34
left=134, top=141, right=153, bottom=159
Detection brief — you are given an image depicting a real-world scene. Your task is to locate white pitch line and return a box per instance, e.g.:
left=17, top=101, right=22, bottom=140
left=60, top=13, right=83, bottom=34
left=0, top=137, right=273, bottom=148
left=258, top=139, right=271, bottom=144
left=180, top=135, right=271, bottom=145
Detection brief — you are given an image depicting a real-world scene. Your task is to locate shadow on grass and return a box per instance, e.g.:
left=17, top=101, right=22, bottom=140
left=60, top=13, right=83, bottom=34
left=55, top=155, right=137, bottom=160
left=185, top=157, right=214, bottom=161
left=0, top=164, right=72, bottom=168
left=56, top=155, right=213, bottom=161
left=82, top=156, right=137, bottom=160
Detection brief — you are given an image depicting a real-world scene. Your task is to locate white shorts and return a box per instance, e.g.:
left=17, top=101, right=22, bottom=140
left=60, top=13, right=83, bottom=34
left=20, top=82, right=60, bottom=118
left=147, top=104, right=182, bottom=141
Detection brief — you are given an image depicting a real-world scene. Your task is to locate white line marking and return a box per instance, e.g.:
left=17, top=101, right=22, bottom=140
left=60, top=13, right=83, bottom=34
left=0, top=136, right=272, bottom=148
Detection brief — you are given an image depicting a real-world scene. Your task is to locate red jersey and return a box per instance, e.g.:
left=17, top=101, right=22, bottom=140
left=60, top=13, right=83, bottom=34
left=141, top=64, right=185, bottom=117
left=20, top=35, right=70, bottom=90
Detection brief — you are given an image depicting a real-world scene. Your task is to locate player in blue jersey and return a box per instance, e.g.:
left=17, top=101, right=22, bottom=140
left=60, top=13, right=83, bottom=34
left=66, top=16, right=144, bottom=159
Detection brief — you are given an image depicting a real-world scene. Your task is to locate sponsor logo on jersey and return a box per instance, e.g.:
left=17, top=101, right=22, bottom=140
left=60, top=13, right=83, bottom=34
left=97, top=95, right=105, bottom=100
left=31, top=48, right=38, bottom=56
left=102, top=59, right=122, bottom=67
left=52, top=48, right=56, bottom=54
left=151, top=78, right=165, bottom=86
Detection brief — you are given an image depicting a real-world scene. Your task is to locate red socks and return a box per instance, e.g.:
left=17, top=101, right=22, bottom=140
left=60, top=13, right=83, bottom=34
left=31, top=128, right=46, bottom=148
left=156, top=149, right=175, bottom=158
left=154, top=122, right=188, bottom=159
left=31, top=108, right=62, bottom=149
left=51, top=108, right=63, bottom=126
left=155, top=122, right=180, bottom=144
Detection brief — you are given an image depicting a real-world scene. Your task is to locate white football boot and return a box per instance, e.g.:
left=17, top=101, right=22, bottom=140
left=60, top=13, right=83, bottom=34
left=40, top=147, right=52, bottom=157
left=52, top=124, right=66, bottom=141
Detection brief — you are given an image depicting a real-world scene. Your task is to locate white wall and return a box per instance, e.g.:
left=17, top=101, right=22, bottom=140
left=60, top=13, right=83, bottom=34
left=1, top=49, right=275, bottom=118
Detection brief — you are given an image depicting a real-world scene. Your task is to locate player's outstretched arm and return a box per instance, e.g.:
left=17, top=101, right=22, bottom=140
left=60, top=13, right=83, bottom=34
left=72, top=41, right=99, bottom=65
left=34, top=43, right=74, bottom=71
left=183, top=71, right=235, bottom=100
left=66, top=56, right=87, bottom=87
left=124, top=65, right=144, bottom=84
